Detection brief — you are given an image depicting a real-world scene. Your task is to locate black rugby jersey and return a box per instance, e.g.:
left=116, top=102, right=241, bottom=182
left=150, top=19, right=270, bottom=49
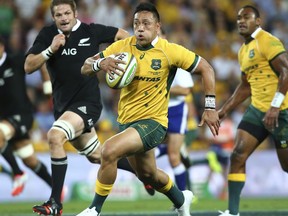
left=26, top=20, right=118, bottom=113
left=0, top=52, right=33, bottom=115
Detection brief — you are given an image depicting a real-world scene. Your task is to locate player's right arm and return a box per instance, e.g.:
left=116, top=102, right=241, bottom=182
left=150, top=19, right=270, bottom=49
left=218, top=73, right=251, bottom=120
left=114, top=28, right=130, bottom=41
left=24, top=34, right=66, bottom=74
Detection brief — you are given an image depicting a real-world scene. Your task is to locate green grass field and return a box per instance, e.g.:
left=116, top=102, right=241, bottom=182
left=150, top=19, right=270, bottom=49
left=1, top=197, right=288, bottom=215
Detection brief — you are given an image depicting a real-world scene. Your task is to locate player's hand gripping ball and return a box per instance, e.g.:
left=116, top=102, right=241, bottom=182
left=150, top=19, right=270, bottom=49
left=105, top=52, right=137, bottom=89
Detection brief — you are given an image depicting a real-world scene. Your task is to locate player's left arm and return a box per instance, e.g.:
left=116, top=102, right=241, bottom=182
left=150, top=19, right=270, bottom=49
left=81, top=52, right=125, bottom=77
left=193, top=57, right=220, bottom=136
left=263, top=52, right=288, bottom=131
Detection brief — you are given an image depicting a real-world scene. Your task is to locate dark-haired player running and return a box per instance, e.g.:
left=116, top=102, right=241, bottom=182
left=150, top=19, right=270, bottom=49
left=25, top=0, right=130, bottom=215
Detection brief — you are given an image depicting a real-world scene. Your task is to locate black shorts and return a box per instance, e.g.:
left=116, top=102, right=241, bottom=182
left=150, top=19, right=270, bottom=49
left=54, top=101, right=102, bottom=133
left=1, top=113, right=33, bottom=141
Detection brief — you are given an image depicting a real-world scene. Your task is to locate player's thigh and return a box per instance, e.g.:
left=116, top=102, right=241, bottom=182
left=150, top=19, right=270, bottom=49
left=103, top=127, right=143, bottom=159
left=233, top=129, right=260, bottom=158
left=235, top=105, right=269, bottom=157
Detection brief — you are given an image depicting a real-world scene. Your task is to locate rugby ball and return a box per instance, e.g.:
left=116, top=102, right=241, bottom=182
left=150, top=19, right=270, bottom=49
left=105, top=52, right=137, bottom=89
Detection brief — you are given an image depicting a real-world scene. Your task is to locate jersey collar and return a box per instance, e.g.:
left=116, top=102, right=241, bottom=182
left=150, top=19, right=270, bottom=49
left=57, top=19, right=81, bottom=34
left=0, top=52, right=7, bottom=66
left=251, top=27, right=262, bottom=38
left=135, top=36, right=159, bottom=51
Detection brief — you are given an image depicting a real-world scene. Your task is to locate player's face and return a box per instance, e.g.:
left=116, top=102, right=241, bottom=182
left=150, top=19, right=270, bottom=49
left=133, top=11, right=160, bottom=47
left=52, top=4, right=77, bottom=35
left=237, top=8, right=260, bottom=38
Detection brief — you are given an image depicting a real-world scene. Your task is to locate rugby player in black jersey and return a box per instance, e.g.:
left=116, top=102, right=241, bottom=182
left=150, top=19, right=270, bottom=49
left=0, top=36, right=53, bottom=197
left=24, top=0, right=131, bottom=215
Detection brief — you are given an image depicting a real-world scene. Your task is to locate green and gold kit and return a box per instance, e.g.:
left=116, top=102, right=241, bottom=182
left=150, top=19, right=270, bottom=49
left=238, top=28, right=287, bottom=112
left=100, top=36, right=200, bottom=127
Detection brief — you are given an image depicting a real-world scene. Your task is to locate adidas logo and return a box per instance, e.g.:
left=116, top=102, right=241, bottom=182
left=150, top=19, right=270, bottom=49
left=78, top=37, right=90, bottom=46
left=4, top=68, right=13, bottom=78
left=78, top=106, right=87, bottom=114
left=13, top=115, right=21, bottom=122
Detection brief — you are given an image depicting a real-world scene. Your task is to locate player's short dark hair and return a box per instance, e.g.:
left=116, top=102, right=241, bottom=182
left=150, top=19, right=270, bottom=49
left=50, top=0, right=77, bottom=16
left=134, top=2, right=160, bottom=22
left=242, top=5, right=260, bottom=18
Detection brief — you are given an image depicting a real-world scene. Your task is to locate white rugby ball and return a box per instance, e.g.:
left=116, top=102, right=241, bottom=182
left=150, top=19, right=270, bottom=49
left=105, top=52, right=137, bottom=89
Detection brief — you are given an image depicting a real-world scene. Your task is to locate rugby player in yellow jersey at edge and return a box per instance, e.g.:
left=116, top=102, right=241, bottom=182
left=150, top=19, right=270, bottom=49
left=218, top=5, right=288, bottom=216
left=78, top=2, right=220, bottom=216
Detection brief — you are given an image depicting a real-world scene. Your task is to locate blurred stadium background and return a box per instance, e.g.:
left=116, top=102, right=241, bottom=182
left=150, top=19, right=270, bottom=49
left=0, top=0, right=288, bottom=214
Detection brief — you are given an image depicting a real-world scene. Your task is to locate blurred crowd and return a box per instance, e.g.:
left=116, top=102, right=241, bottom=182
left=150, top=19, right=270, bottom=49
left=1, top=0, right=287, bottom=151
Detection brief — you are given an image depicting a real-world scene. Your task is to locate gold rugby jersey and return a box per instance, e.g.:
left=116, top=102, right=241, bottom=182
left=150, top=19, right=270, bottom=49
left=100, top=36, right=200, bottom=127
left=238, top=28, right=287, bottom=112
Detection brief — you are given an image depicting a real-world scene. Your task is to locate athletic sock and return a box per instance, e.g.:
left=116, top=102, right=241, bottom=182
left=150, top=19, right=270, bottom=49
left=157, top=177, right=184, bottom=208
left=164, top=184, right=185, bottom=208
left=2, top=144, right=23, bottom=175
left=91, top=179, right=113, bottom=212
left=33, top=161, right=52, bottom=187
left=50, top=157, right=67, bottom=204
left=173, top=163, right=187, bottom=190
left=228, top=173, right=245, bottom=215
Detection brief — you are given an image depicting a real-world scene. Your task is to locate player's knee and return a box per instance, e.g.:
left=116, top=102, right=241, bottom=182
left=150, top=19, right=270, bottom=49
left=47, top=125, right=69, bottom=147
left=49, top=120, right=76, bottom=143
left=0, top=123, right=13, bottom=144
left=101, top=141, right=119, bottom=163
left=230, top=148, right=247, bottom=166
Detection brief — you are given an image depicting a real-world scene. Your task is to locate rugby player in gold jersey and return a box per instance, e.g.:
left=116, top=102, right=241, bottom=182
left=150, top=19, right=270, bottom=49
left=218, top=5, right=288, bottom=216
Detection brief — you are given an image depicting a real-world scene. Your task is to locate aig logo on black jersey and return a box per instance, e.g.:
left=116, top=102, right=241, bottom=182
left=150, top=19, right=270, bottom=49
left=62, top=48, right=77, bottom=56
left=61, top=38, right=91, bottom=56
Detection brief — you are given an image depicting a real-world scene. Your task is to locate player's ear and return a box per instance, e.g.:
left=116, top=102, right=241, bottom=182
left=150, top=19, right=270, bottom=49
left=75, top=10, right=78, bottom=18
left=255, top=17, right=261, bottom=27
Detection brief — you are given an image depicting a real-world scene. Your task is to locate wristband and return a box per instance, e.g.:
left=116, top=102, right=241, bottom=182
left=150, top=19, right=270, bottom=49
left=41, top=46, right=53, bottom=60
left=271, top=92, right=285, bottom=108
left=205, top=95, right=216, bottom=110
left=43, top=80, right=52, bottom=95
left=92, top=58, right=105, bottom=72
